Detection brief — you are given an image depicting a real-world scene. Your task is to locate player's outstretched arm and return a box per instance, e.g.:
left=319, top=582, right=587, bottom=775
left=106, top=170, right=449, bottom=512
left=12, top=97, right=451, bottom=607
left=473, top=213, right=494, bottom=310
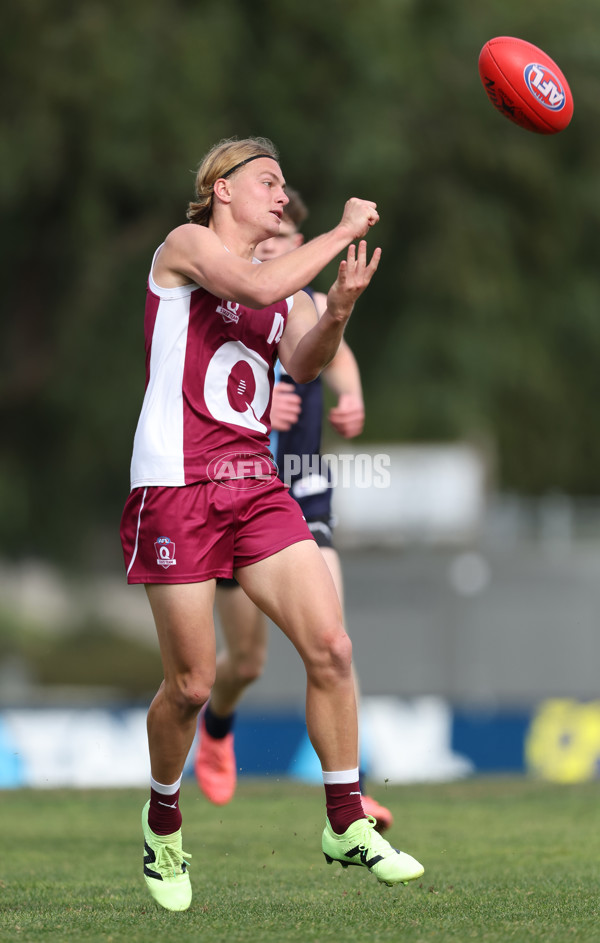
left=279, top=240, right=381, bottom=384
left=156, top=200, right=379, bottom=310
left=309, top=290, right=365, bottom=438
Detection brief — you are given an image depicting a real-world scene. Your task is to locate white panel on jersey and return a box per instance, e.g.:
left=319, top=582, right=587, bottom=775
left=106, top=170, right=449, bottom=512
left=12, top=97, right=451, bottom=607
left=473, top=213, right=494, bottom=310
left=204, top=340, right=270, bottom=433
left=130, top=294, right=191, bottom=487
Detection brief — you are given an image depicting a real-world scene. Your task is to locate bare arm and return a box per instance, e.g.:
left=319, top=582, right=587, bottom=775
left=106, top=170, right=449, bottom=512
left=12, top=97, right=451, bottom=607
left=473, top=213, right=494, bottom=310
left=310, top=290, right=365, bottom=438
left=153, top=199, right=379, bottom=309
left=324, top=343, right=365, bottom=439
left=270, top=382, right=302, bottom=431
left=278, top=240, right=381, bottom=384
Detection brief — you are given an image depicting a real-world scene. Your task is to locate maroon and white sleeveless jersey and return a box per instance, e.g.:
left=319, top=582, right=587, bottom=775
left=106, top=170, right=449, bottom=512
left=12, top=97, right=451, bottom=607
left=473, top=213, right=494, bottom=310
left=130, top=246, right=293, bottom=488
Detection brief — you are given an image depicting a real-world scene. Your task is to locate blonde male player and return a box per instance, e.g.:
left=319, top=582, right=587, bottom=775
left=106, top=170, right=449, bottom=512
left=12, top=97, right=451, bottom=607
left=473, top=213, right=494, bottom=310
left=121, top=136, right=424, bottom=911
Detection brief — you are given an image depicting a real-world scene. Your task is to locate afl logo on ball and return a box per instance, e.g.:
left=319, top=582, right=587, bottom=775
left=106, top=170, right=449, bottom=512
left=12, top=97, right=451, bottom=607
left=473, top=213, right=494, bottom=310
left=524, top=63, right=566, bottom=111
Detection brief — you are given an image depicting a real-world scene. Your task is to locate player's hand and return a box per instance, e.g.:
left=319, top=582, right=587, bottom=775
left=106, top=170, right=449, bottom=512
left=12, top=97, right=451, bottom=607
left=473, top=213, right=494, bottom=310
left=326, top=240, right=382, bottom=322
left=270, top=381, right=302, bottom=431
left=328, top=393, right=365, bottom=438
left=339, top=198, right=380, bottom=241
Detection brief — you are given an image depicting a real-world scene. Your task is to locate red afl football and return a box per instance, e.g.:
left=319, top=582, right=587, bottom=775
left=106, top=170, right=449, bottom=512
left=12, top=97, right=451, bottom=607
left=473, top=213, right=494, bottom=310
left=478, top=36, right=573, bottom=134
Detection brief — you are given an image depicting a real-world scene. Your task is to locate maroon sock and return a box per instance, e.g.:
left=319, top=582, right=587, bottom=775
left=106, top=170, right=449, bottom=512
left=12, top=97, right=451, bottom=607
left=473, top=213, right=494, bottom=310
left=324, top=780, right=366, bottom=835
left=148, top=786, right=182, bottom=836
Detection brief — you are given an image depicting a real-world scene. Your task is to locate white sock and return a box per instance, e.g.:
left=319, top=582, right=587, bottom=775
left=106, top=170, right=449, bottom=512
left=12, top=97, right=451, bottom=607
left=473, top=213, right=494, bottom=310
left=322, top=767, right=360, bottom=785
left=150, top=774, right=182, bottom=795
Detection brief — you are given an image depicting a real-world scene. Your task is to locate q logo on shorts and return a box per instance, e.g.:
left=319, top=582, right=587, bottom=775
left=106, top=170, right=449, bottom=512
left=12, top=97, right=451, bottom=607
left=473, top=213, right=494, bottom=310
left=155, top=536, right=176, bottom=568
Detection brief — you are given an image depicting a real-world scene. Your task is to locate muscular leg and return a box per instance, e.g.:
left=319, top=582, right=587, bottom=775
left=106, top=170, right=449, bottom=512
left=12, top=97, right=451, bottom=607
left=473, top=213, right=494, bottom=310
left=209, top=548, right=341, bottom=722
left=194, top=583, right=267, bottom=805
left=235, top=540, right=358, bottom=772
left=319, top=546, right=360, bottom=700
left=197, top=542, right=367, bottom=818
left=320, top=544, right=365, bottom=710
left=210, top=586, right=269, bottom=717
left=319, top=546, right=344, bottom=607
left=320, top=546, right=393, bottom=830
left=205, top=550, right=342, bottom=721
left=137, top=580, right=216, bottom=911
left=145, top=580, right=217, bottom=784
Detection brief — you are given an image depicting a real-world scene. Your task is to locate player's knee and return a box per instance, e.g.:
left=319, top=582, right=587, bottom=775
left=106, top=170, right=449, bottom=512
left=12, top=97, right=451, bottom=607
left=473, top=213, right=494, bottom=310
left=306, top=624, right=353, bottom=683
left=328, top=628, right=353, bottom=675
left=235, top=659, right=265, bottom=686
left=232, top=647, right=267, bottom=685
left=169, top=669, right=214, bottom=715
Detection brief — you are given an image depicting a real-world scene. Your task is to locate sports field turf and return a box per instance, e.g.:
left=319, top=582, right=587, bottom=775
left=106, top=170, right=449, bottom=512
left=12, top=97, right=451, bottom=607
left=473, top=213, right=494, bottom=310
left=1, top=777, right=599, bottom=942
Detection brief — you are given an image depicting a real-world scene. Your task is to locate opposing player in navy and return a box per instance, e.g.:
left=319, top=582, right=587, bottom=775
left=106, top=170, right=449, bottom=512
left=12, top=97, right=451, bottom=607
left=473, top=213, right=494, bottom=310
left=120, top=137, right=423, bottom=912
left=194, top=189, right=394, bottom=831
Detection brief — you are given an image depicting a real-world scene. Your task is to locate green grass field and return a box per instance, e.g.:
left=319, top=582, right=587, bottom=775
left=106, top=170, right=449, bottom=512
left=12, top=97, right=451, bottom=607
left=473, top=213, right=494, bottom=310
left=2, top=777, right=599, bottom=943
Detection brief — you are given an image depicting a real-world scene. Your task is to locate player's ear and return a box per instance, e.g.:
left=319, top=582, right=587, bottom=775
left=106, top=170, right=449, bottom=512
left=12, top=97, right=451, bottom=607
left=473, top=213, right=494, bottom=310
left=213, top=178, right=232, bottom=204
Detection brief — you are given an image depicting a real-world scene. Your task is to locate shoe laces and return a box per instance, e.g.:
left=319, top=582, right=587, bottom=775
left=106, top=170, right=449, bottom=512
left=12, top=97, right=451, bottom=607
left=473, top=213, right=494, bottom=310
left=357, top=816, right=394, bottom=858
left=154, top=840, right=192, bottom=878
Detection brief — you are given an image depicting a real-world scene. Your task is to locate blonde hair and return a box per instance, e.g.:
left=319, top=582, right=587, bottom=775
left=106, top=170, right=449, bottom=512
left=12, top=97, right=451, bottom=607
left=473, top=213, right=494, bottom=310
left=187, top=136, right=280, bottom=226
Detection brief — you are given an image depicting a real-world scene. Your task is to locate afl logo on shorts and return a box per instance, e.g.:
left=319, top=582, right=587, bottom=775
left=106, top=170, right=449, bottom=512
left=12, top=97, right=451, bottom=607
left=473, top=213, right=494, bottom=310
left=524, top=63, right=566, bottom=111
left=155, top=536, right=176, bottom=568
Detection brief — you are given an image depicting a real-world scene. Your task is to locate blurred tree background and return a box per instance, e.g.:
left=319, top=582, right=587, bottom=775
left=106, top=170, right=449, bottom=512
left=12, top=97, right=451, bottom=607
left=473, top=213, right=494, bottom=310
left=2, top=0, right=600, bottom=566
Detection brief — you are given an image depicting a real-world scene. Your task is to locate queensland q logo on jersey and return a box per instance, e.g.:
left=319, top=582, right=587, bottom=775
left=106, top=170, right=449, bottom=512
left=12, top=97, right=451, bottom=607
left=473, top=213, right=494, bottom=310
left=154, top=536, right=176, bottom=568
left=524, top=62, right=566, bottom=111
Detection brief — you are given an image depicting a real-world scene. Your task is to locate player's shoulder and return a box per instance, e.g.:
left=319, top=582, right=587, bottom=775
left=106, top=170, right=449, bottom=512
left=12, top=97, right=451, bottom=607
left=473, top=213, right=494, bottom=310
left=296, top=287, right=326, bottom=318
left=290, top=287, right=317, bottom=317
left=165, top=222, right=210, bottom=244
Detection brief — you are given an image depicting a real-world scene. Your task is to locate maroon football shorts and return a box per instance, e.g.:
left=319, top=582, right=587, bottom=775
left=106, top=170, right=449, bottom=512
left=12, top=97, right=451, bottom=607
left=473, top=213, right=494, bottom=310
left=120, top=477, right=314, bottom=584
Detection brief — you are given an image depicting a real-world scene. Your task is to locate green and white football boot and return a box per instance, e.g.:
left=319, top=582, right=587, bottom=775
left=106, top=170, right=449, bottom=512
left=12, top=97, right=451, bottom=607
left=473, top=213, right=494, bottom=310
left=322, top=815, right=424, bottom=887
left=142, top=800, right=192, bottom=911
